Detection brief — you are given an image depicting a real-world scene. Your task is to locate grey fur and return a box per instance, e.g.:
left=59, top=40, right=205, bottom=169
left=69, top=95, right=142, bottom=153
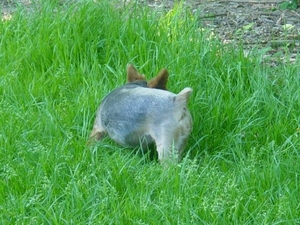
left=89, top=71, right=192, bottom=162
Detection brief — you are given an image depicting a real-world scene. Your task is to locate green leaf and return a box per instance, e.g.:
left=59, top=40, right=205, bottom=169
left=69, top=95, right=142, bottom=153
left=282, top=24, right=295, bottom=31
left=243, top=23, right=254, bottom=31
left=279, top=0, right=298, bottom=10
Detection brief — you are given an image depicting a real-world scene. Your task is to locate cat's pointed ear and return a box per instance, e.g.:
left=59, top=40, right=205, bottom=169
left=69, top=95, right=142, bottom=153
left=148, top=68, right=168, bottom=90
left=127, top=64, right=146, bottom=82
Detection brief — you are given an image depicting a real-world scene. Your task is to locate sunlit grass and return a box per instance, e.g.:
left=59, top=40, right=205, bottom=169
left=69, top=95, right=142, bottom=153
left=0, top=0, right=299, bottom=224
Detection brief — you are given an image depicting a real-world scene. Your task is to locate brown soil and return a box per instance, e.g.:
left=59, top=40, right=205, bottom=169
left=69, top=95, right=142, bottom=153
left=2, top=0, right=299, bottom=66
left=143, top=0, right=300, bottom=66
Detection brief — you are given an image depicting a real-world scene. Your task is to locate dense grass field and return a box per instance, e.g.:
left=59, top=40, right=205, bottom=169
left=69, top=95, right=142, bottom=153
left=1, top=0, right=300, bottom=224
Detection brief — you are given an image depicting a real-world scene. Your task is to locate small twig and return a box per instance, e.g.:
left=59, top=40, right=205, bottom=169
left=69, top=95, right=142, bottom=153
left=198, top=11, right=283, bottom=20
left=198, top=13, right=228, bottom=19
left=270, top=40, right=300, bottom=47
left=218, top=0, right=281, bottom=3
left=238, top=40, right=300, bottom=46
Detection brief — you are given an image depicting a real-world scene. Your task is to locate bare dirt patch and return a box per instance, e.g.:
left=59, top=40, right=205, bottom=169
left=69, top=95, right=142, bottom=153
left=1, top=0, right=31, bottom=20
left=143, top=0, right=300, bottom=66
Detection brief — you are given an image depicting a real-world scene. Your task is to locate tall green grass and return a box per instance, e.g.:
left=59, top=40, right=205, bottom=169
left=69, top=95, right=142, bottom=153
left=1, top=0, right=299, bottom=224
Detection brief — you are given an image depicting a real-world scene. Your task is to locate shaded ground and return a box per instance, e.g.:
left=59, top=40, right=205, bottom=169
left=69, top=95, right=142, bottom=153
left=1, top=0, right=31, bottom=20
left=1, top=0, right=299, bottom=66
left=142, top=0, right=300, bottom=66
